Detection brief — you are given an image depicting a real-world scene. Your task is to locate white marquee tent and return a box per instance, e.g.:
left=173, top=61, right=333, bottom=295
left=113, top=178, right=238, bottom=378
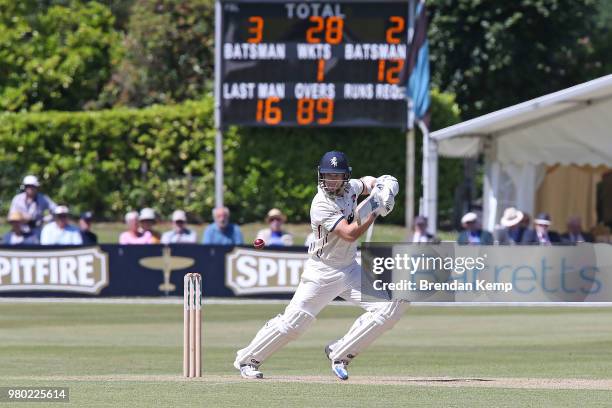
left=424, top=74, right=612, bottom=233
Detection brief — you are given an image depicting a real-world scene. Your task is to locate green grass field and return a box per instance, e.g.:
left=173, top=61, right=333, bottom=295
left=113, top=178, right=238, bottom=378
left=1, top=301, right=611, bottom=407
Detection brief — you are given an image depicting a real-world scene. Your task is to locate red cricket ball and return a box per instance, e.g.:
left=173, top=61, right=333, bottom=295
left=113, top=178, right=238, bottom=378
left=253, top=238, right=265, bottom=249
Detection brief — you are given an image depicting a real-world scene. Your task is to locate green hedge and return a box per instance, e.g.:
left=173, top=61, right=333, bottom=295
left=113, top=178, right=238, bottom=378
left=0, top=99, right=230, bottom=221
left=0, top=92, right=461, bottom=225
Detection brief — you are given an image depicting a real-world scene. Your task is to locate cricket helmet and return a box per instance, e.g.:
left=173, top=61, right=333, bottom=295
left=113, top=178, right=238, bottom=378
left=317, top=151, right=351, bottom=197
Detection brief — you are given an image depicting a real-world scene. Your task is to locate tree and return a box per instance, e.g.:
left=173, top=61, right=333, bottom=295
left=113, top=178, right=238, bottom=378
left=428, top=0, right=600, bottom=119
left=584, top=0, right=612, bottom=78
left=0, top=0, right=121, bottom=112
left=97, top=0, right=215, bottom=108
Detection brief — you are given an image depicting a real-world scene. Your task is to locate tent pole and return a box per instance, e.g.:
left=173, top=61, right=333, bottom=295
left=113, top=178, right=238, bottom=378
left=420, top=120, right=437, bottom=234
left=483, top=138, right=499, bottom=231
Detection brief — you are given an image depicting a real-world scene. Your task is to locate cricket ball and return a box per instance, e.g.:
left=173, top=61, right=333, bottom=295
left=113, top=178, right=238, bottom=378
left=253, top=238, right=265, bottom=249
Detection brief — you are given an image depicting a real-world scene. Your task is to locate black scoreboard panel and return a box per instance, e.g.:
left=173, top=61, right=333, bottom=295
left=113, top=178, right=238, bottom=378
left=219, top=1, right=410, bottom=128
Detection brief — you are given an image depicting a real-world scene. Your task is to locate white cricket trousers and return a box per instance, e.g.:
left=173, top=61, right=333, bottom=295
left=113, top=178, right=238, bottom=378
left=234, top=259, right=407, bottom=367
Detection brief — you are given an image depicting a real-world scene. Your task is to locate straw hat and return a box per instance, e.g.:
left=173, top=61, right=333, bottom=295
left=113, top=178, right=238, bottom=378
left=500, top=207, right=524, bottom=227
left=7, top=211, right=24, bottom=222
left=139, top=208, right=156, bottom=221
left=172, top=210, right=187, bottom=222
left=265, top=208, right=286, bottom=223
left=54, top=205, right=70, bottom=215
left=461, top=212, right=478, bottom=224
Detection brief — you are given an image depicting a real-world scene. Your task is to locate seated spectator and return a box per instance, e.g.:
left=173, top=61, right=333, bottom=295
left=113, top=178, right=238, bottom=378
left=561, top=216, right=594, bottom=243
left=79, top=211, right=98, bottom=245
left=457, top=212, right=493, bottom=245
left=202, top=206, right=243, bottom=245
left=522, top=212, right=561, bottom=245
left=161, top=210, right=197, bottom=244
left=495, top=207, right=526, bottom=245
left=256, top=208, right=293, bottom=247
left=2, top=211, right=38, bottom=245
left=40, top=206, right=83, bottom=245
left=10, top=175, right=56, bottom=236
left=119, top=211, right=152, bottom=244
left=520, top=212, right=531, bottom=230
left=139, top=207, right=161, bottom=243
left=410, top=215, right=438, bottom=243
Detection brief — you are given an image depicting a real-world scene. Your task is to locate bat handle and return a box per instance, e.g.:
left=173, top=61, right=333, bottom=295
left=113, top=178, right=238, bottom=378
left=365, top=223, right=375, bottom=242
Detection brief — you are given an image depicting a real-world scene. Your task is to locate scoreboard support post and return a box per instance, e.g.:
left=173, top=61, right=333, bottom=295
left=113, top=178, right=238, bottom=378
left=214, top=0, right=223, bottom=209
left=214, top=128, right=224, bottom=209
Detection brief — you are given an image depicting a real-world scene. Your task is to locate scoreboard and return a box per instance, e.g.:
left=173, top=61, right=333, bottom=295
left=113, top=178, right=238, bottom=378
left=216, top=0, right=410, bottom=128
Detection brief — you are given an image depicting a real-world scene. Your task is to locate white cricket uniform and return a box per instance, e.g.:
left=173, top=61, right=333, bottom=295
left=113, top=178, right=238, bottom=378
left=306, top=178, right=363, bottom=265
left=234, top=177, right=407, bottom=369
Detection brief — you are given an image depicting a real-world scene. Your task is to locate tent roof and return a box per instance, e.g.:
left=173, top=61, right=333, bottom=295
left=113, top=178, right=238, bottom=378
left=431, top=74, right=612, bottom=166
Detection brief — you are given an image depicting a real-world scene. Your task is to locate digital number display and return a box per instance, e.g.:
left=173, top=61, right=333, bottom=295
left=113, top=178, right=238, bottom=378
left=217, top=1, right=410, bottom=128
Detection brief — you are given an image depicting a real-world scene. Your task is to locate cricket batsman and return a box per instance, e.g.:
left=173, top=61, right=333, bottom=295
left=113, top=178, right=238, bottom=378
left=234, top=151, right=407, bottom=380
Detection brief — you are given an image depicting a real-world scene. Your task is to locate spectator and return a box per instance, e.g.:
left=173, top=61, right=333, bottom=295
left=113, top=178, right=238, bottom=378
left=495, top=207, right=526, bottom=245
left=561, top=216, right=593, bottom=243
left=79, top=211, right=98, bottom=245
left=520, top=212, right=531, bottom=230
left=40, top=206, right=83, bottom=245
left=522, top=212, right=561, bottom=245
left=9, top=175, right=56, bottom=236
left=410, top=215, right=437, bottom=243
left=119, top=211, right=152, bottom=244
left=161, top=210, right=197, bottom=244
left=256, top=208, right=293, bottom=247
left=2, top=211, right=38, bottom=245
left=139, top=208, right=161, bottom=243
left=457, top=212, right=493, bottom=245
left=202, top=206, right=243, bottom=245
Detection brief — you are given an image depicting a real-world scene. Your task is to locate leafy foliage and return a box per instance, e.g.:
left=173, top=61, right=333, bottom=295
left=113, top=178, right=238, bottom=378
left=585, top=0, right=612, bottom=77
left=429, top=0, right=601, bottom=118
left=0, top=0, right=121, bottom=112
left=96, top=0, right=215, bottom=108
left=0, top=99, right=228, bottom=219
left=0, top=92, right=461, bottom=226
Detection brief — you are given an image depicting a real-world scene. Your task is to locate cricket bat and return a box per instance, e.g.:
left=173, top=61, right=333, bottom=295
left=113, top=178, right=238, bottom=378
left=355, top=193, right=381, bottom=226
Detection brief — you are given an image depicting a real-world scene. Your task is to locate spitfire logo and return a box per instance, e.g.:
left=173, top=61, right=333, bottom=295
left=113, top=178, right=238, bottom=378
left=330, top=157, right=338, bottom=167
